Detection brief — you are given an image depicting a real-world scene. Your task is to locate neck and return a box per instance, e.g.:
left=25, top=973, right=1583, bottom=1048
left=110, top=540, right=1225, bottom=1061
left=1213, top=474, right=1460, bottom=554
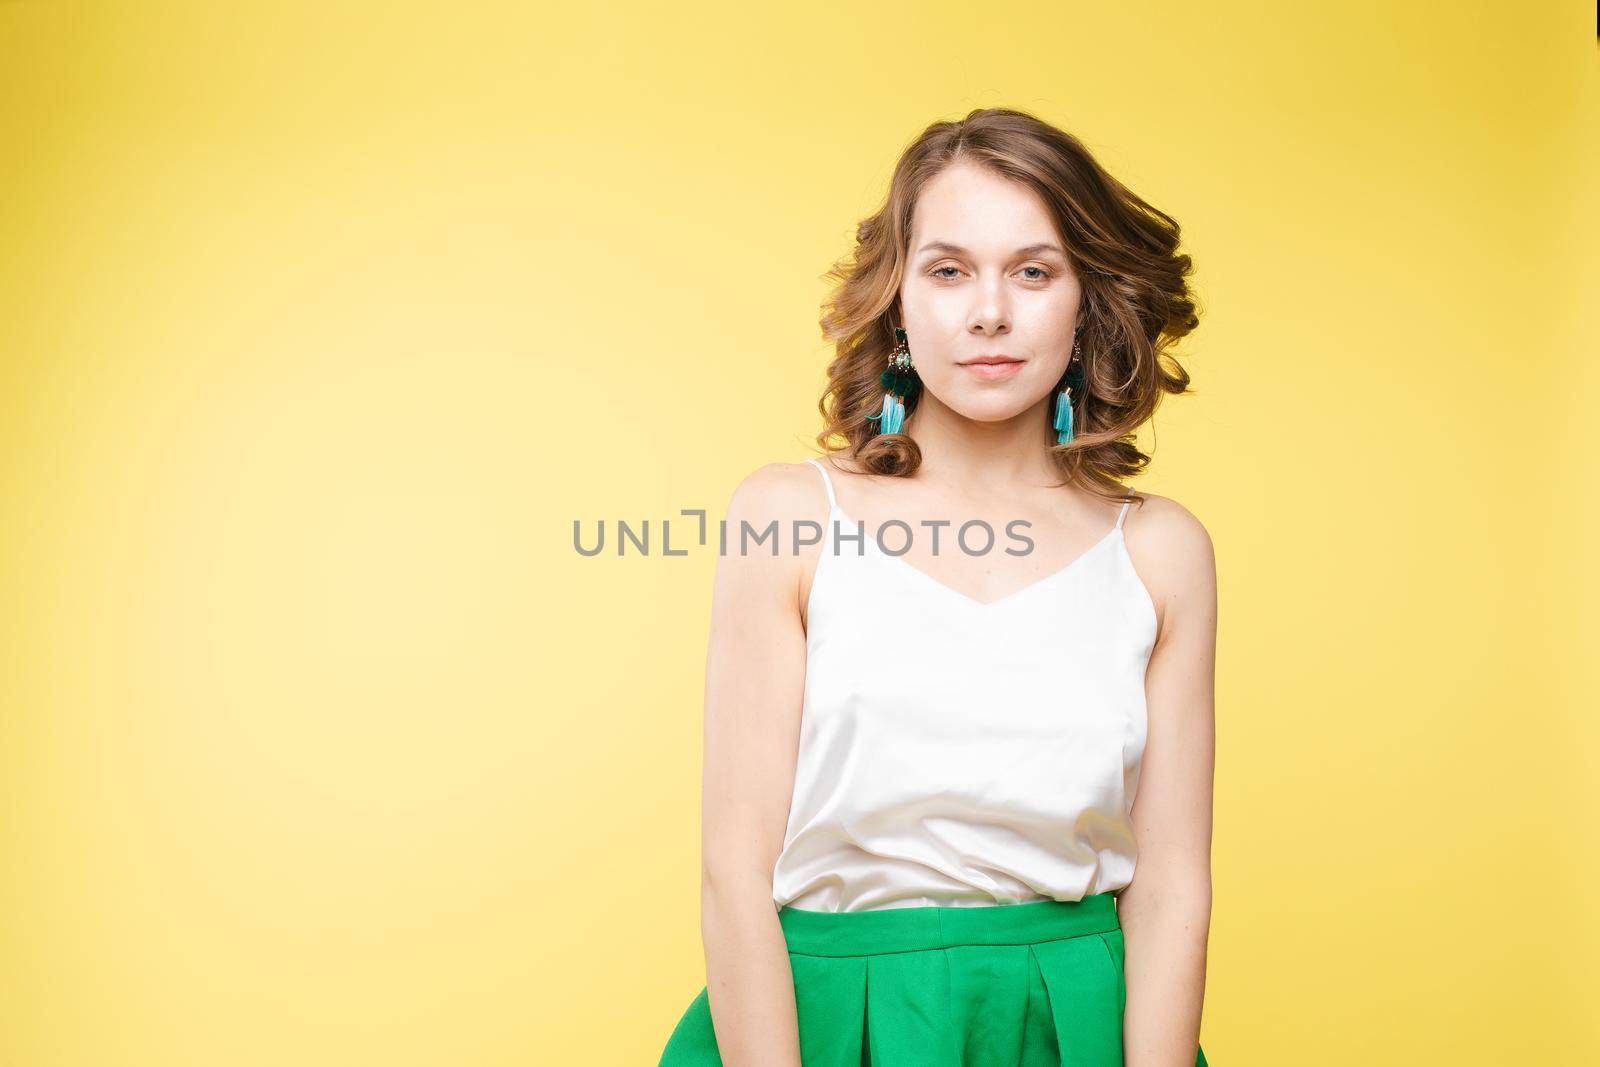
left=899, top=391, right=1063, bottom=489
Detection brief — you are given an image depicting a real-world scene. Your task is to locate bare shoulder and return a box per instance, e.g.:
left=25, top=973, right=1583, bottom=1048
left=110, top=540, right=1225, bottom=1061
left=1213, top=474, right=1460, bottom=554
left=714, top=461, right=836, bottom=604
left=1121, top=489, right=1217, bottom=632
left=1124, top=489, right=1214, bottom=567
left=723, top=459, right=834, bottom=527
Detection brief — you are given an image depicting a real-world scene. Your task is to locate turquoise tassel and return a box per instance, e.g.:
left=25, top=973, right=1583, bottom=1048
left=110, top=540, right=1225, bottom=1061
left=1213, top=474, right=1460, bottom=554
left=1053, top=388, right=1075, bottom=444
left=886, top=396, right=905, bottom=434
left=868, top=392, right=907, bottom=436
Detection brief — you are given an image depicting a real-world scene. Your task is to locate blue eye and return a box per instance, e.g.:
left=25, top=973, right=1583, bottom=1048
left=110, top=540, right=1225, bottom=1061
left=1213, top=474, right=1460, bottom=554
left=1022, top=266, right=1051, bottom=280
left=931, top=266, right=960, bottom=279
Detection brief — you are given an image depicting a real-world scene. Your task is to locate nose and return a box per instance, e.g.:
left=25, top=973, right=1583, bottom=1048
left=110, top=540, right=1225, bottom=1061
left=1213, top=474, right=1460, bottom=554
left=967, top=278, right=1010, bottom=335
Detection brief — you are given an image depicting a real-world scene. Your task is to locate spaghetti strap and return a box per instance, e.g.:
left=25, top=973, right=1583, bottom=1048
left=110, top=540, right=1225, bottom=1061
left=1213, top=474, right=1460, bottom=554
left=806, top=457, right=838, bottom=511
left=1115, top=492, right=1134, bottom=530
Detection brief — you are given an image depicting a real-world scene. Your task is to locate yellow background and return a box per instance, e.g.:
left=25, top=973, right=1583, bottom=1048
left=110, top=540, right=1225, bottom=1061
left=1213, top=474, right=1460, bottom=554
left=2, top=3, right=1595, bottom=1064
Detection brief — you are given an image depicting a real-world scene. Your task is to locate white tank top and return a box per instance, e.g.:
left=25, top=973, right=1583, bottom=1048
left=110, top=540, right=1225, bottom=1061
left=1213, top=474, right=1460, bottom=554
left=770, top=457, right=1158, bottom=912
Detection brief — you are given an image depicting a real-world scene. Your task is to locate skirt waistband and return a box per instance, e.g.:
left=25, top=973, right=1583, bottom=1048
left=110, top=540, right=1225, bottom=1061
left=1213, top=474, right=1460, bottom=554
left=777, top=892, right=1120, bottom=957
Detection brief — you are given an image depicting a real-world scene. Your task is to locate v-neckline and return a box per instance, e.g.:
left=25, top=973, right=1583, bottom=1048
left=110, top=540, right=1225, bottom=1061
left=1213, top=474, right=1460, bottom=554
left=827, top=503, right=1123, bottom=610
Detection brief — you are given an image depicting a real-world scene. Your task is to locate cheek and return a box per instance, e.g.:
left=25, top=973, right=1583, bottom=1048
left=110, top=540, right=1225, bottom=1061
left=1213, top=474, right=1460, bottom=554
left=899, top=295, right=964, bottom=354
left=903, top=277, right=956, bottom=316
left=919, top=291, right=980, bottom=337
left=1022, top=287, right=1081, bottom=327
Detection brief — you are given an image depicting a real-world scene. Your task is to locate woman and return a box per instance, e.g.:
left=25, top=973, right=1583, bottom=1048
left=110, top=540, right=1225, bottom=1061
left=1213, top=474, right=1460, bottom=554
left=660, top=107, right=1215, bottom=1066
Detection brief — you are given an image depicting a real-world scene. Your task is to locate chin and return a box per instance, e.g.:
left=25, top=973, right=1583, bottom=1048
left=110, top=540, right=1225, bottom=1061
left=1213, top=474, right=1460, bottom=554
left=949, top=394, right=1039, bottom=424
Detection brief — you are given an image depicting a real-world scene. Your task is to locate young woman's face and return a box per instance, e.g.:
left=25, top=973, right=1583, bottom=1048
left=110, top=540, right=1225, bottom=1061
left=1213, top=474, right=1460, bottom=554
left=899, top=161, right=1083, bottom=425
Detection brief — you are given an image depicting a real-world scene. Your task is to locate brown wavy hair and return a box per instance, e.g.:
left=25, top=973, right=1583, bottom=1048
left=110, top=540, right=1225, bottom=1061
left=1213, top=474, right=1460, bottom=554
left=815, top=107, right=1200, bottom=504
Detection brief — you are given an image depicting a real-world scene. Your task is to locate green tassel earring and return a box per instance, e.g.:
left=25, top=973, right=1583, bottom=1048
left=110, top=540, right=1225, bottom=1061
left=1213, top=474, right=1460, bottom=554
left=867, top=326, right=921, bottom=436
left=1054, top=329, right=1086, bottom=444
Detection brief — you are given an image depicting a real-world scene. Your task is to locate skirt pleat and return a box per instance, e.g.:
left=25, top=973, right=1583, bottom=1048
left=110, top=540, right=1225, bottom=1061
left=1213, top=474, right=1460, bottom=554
left=860, top=947, right=960, bottom=1066
left=1028, top=934, right=1123, bottom=1064
left=791, top=954, right=867, bottom=1065
left=657, top=894, right=1210, bottom=1067
left=945, top=944, right=1035, bottom=1065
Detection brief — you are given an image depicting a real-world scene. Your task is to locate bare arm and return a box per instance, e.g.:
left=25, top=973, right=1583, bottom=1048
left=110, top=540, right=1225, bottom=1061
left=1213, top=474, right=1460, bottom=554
left=699, top=464, right=813, bottom=1067
left=1119, top=497, right=1217, bottom=1067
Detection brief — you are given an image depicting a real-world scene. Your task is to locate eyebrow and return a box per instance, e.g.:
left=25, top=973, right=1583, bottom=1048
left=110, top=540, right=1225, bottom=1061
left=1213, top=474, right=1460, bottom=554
left=916, top=241, right=1067, bottom=258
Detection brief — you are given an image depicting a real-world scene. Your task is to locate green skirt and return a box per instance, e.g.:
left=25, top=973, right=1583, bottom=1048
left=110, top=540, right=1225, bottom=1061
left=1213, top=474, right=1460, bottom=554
left=659, top=892, right=1209, bottom=1066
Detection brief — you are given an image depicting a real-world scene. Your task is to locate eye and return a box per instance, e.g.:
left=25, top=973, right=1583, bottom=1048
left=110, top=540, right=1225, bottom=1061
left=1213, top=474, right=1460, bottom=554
left=928, top=264, right=1052, bottom=281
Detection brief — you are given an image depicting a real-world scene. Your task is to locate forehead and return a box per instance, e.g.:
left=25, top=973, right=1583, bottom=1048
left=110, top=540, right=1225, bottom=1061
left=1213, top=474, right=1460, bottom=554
left=909, top=162, right=1059, bottom=252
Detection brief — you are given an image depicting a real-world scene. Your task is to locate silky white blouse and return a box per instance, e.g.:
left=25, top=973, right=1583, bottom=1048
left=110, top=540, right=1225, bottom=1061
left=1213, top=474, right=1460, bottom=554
left=769, top=458, right=1157, bottom=912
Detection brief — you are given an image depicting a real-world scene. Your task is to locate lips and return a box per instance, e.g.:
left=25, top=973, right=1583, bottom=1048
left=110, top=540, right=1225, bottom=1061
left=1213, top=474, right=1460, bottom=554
left=960, top=357, right=1026, bottom=381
